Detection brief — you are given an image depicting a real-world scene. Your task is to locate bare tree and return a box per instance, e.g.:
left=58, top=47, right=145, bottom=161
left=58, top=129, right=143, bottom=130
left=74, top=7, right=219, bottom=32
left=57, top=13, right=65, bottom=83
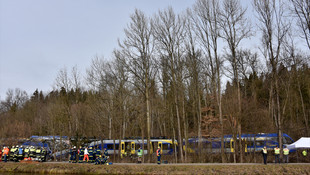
left=152, top=7, right=186, bottom=162
left=192, top=0, right=226, bottom=162
left=117, top=9, right=156, bottom=162
left=253, top=0, right=291, bottom=160
left=54, top=66, right=71, bottom=91
left=184, top=9, right=202, bottom=162
left=219, top=0, right=252, bottom=163
left=0, top=88, right=28, bottom=112
left=86, top=56, right=106, bottom=91
left=290, top=0, right=310, bottom=50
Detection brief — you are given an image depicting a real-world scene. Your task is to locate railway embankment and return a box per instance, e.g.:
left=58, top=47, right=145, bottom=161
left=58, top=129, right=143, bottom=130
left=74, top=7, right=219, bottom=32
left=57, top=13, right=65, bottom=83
left=0, top=162, right=310, bottom=174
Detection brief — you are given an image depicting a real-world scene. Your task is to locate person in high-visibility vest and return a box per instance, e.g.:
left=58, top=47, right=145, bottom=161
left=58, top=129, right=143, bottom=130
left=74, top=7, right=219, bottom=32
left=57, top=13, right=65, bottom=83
left=88, top=146, right=94, bottom=163
left=95, top=146, right=101, bottom=161
left=302, top=150, right=307, bottom=157
left=3, top=147, right=9, bottom=162
left=156, top=147, right=161, bottom=165
left=24, top=147, right=29, bottom=159
left=274, top=146, right=280, bottom=164
left=83, top=147, right=89, bottom=162
left=30, top=146, right=36, bottom=159
left=283, top=147, right=289, bottom=163
left=137, top=147, right=143, bottom=164
left=18, top=146, right=24, bottom=161
left=78, top=146, right=84, bottom=163
left=0, top=147, right=2, bottom=161
left=41, top=148, right=47, bottom=162
left=261, top=146, right=268, bottom=165
left=10, top=146, right=15, bottom=161
left=13, top=146, right=19, bottom=162
left=1, top=147, right=4, bottom=161
left=36, top=147, right=42, bottom=161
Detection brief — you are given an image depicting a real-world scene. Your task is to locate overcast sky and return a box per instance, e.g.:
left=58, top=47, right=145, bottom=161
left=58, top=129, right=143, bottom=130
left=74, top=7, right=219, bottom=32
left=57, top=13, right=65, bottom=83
left=1, top=0, right=307, bottom=101
left=0, top=0, right=197, bottom=100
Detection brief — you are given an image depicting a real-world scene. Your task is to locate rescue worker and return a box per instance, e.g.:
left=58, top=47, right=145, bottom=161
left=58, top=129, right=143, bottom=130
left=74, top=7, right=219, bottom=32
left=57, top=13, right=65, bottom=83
left=274, top=146, right=280, bottom=164
left=262, top=146, right=268, bottom=165
left=3, top=146, right=9, bottom=162
left=10, top=146, right=15, bottom=161
left=103, top=148, right=108, bottom=158
left=137, top=147, right=143, bottom=164
left=95, top=146, right=101, bottom=161
left=94, top=155, right=102, bottom=165
left=283, top=147, right=289, bottom=163
left=13, top=145, right=19, bottom=162
left=88, top=146, right=94, bottom=163
left=24, top=146, right=30, bottom=159
left=0, top=147, right=2, bottom=161
left=18, top=146, right=24, bottom=161
left=68, top=147, right=73, bottom=163
left=78, top=146, right=84, bottom=163
left=156, top=146, right=161, bottom=165
left=302, top=150, right=307, bottom=157
left=72, top=146, right=77, bottom=163
left=83, top=147, right=89, bottom=162
left=36, top=147, right=42, bottom=161
left=41, top=148, right=47, bottom=162
left=30, top=146, right=36, bottom=159
left=1, top=147, right=4, bottom=161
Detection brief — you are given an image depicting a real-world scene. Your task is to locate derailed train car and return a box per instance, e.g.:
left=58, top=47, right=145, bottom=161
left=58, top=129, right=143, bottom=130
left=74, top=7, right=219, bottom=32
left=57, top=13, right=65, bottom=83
left=89, top=138, right=176, bottom=155
left=30, top=133, right=294, bottom=160
left=186, top=133, right=295, bottom=154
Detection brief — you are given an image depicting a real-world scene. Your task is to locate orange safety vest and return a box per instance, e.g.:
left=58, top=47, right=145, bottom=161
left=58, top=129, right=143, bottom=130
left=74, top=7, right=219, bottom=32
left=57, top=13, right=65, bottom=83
left=156, top=149, right=160, bottom=156
left=3, top=148, right=9, bottom=155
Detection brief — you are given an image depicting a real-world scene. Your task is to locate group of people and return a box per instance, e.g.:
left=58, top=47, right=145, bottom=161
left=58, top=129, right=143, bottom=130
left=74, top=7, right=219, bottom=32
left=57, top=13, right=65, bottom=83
left=135, top=146, right=161, bottom=164
left=262, top=146, right=308, bottom=164
left=69, top=145, right=109, bottom=165
left=0, top=145, right=47, bottom=162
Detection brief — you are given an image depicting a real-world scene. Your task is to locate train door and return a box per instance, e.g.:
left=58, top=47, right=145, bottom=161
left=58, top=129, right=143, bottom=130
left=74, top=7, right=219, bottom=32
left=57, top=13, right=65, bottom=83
left=131, top=141, right=135, bottom=155
left=121, top=142, right=125, bottom=155
left=158, top=141, right=163, bottom=154
left=243, top=139, right=247, bottom=153
left=150, top=142, right=153, bottom=154
left=230, top=139, right=234, bottom=153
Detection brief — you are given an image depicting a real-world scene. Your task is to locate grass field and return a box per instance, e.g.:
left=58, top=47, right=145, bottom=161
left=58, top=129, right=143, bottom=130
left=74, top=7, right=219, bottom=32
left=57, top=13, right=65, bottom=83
left=0, top=162, right=309, bottom=174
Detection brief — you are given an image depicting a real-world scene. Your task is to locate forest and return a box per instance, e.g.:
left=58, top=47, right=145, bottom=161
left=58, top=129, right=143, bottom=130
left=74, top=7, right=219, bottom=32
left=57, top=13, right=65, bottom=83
left=0, top=0, right=309, bottom=163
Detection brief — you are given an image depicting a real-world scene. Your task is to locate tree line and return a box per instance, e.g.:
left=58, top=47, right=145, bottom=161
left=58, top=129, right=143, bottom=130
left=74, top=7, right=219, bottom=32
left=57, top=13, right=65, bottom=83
left=0, top=0, right=309, bottom=163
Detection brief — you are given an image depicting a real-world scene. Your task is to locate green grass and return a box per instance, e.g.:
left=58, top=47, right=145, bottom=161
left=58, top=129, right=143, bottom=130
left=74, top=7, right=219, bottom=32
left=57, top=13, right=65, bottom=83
left=0, top=162, right=309, bottom=174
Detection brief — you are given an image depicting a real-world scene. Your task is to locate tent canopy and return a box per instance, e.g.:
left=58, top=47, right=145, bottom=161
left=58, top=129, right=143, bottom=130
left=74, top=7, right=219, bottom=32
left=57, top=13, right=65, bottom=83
left=286, top=137, right=310, bottom=150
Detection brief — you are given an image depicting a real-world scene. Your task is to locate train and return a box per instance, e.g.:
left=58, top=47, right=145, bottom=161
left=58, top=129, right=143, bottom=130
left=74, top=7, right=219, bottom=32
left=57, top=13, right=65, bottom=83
left=89, top=138, right=175, bottom=155
left=186, top=133, right=295, bottom=154
left=21, top=133, right=294, bottom=159
left=86, top=133, right=295, bottom=156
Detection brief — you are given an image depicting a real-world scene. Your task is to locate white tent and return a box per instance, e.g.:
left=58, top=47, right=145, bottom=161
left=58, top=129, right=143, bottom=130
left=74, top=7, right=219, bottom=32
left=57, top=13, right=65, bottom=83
left=287, top=137, right=310, bottom=150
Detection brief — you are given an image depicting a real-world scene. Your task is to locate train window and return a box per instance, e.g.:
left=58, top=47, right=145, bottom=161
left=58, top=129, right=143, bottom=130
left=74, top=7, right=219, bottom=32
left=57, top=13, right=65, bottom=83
left=205, top=143, right=212, bottom=149
left=283, top=137, right=293, bottom=144
left=135, top=144, right=141, bottom=150
left=106, top=144, right=119, bottom=150
left=255, top=141, right=264, bottom=146
left=224, top=142, right=230, bottom=148
left=188, top=142, right=197, bottom=149
left=246, top=141, right=253, bottom=147
left=162, top=144, right=169, bottom=150
left=143, top=144, right=147, bottom=150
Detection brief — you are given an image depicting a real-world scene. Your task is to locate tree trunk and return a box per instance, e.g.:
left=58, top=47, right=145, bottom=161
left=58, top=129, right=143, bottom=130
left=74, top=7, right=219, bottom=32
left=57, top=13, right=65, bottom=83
left=182, top=97, right=188, bottom=162
left=146, top=88, right=151, bottom=163
left=298, top=78, right=309, bottom=136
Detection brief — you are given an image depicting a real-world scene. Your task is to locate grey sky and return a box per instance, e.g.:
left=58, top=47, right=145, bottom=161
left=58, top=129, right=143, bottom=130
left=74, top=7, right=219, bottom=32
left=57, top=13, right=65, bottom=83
left=0, top=0, right=307, bottom=100
left=0, top=0, right=196, bottom=99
